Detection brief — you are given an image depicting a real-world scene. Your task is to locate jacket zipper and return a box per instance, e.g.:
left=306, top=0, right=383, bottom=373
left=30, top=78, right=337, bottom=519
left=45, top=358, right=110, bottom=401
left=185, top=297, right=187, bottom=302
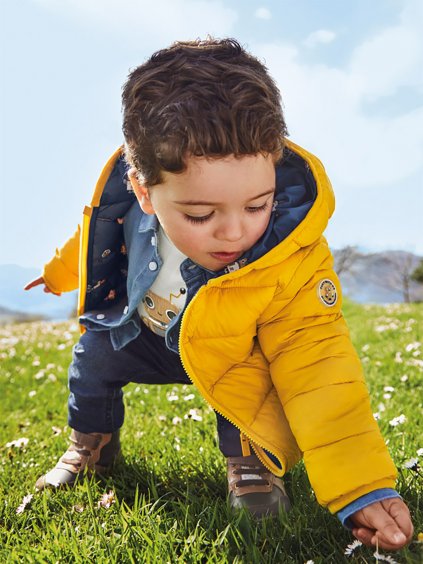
left=178, top=284, right=282, bottom=474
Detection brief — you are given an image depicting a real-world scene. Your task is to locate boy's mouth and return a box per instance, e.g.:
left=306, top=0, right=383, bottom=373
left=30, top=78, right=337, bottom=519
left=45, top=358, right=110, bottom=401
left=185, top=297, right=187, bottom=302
left=209, top=251, right=242, bottom=263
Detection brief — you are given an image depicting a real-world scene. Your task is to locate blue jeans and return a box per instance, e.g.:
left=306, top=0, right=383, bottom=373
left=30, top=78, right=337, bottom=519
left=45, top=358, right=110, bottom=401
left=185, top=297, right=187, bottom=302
left=68, top=324, right=243, bottom=457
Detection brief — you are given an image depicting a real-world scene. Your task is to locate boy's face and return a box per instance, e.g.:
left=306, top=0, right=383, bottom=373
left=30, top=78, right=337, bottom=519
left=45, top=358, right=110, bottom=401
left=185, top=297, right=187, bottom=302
left=130, top=154, right=276, bottom=272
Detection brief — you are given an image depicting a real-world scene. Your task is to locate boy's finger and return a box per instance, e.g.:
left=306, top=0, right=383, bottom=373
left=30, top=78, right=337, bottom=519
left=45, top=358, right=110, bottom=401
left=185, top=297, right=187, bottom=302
left=351, top=527, right=404, bottom=551
left=360, top=505, right=407, bottom=547
left=24, top=277, right=44, bottom=290
left=43, top=287, right=61, bottom=296
left=23, top=280, right=38, bottom=290
left=372, top=531, right=408, bottom=551
left=352, top=527, right=374, bottom=547
left=373, top=522, right=407, bottom=548
left=381, top=499, right=414, bottom=542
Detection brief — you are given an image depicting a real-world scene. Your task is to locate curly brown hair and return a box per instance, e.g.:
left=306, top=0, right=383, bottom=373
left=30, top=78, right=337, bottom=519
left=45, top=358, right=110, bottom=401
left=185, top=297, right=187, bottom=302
left=122, top=38, right=287, bottom=186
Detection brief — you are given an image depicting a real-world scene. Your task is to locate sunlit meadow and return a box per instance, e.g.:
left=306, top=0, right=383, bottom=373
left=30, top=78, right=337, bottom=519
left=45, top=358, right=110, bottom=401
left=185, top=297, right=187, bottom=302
left=0, top=300, right=422, bottom=563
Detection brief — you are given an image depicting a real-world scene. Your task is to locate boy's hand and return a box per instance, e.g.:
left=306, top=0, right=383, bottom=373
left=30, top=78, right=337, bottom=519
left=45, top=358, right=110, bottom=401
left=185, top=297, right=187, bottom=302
left=24, top=276, right=61, bottom=296
left=350, top=498, right=413, bottom=551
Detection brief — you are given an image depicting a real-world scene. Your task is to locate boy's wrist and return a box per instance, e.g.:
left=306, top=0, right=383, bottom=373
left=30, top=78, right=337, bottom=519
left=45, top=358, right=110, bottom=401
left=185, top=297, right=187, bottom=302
left=337, top=488, right=401, bottom=529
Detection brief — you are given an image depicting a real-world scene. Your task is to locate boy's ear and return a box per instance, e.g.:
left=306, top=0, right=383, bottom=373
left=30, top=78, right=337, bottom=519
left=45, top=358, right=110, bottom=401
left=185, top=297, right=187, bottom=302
left=128, top=169, right=155, bottom=215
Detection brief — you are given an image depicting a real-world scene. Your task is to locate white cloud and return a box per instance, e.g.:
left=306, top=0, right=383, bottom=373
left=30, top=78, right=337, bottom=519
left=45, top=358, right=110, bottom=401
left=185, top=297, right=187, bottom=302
left=349, top=25, right=421, bottom=102
left=304, top=29, right=336, bottom=48
left=255, top=7, right=271, bottom=20
left=252, top=0, right=423, bottom=191
left=32, top=0, right=238, bottom=44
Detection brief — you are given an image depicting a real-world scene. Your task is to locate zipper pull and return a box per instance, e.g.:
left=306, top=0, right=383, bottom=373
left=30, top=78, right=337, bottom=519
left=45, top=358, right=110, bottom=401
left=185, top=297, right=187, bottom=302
left=240, top=433, right=251, bottom=457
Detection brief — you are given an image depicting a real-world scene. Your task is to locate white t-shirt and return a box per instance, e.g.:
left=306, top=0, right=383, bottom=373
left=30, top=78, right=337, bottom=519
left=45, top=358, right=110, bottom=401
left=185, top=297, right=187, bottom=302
left=138, top=227, right=187, bottom=337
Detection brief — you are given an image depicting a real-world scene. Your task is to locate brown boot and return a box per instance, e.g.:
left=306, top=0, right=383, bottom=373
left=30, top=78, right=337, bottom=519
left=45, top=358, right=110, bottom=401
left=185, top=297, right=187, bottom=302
left=35, top=430, right=121, bottom=491
left=227, top=454, right=291, bottom=517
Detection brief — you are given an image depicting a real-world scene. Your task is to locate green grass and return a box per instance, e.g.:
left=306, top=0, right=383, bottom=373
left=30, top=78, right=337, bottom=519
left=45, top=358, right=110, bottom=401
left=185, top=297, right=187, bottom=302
left=0, top=300, right=422, bottom=563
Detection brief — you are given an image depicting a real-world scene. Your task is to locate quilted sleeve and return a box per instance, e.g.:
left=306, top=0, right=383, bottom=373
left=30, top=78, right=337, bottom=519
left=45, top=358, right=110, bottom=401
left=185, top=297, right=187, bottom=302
left=257, top=240, right=397, bottom=513
left=42, top=226, right=80, bottom=293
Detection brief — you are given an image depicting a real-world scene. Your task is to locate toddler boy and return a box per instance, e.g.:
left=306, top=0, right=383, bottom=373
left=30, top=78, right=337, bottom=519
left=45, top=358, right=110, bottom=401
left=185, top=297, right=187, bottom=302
left=25, top=38, right=413, bottom=551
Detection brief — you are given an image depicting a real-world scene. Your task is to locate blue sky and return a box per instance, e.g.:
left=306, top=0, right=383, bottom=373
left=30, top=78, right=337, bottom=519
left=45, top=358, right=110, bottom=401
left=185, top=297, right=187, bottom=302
left=1, top=0, right=422, bottom=269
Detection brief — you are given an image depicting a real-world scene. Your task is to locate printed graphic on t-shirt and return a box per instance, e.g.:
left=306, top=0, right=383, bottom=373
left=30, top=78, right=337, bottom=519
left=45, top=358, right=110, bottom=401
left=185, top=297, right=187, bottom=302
left=141, top=287, right=186, bottom=336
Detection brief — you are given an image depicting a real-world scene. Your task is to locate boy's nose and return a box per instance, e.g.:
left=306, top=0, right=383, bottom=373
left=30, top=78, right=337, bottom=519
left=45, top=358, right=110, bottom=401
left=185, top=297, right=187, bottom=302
left=215, top=218, right=244, bottom=242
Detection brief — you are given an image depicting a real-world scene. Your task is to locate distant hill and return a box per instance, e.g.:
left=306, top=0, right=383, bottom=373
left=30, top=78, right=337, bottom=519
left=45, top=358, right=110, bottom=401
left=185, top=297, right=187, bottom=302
left=0, top=305, right=47, bottom=324
left=333, top=249, right=423, bottom=303
left=0, top=264, right=77, bottom=322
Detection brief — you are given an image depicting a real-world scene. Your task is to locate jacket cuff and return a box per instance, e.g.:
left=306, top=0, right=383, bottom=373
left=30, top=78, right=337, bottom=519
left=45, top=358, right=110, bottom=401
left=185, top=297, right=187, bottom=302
left=43, top=256, right=79, bottom=293
left=337, top=488, right=400, bottom=529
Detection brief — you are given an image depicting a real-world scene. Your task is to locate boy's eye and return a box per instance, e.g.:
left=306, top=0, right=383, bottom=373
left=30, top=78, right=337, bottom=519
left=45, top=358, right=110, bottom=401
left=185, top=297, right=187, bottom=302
left=246, top=202, right=270, bottom=213
left=183, top=201, right=270, bottom=224
left=184, top=212, right=214, bottom=224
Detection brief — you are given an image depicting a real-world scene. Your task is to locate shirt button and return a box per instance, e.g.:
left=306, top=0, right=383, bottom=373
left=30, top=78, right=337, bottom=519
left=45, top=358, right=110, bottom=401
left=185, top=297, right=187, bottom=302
left=96, top=313, right=105, bottom=320
left=148, top=261, right=158, bottom=271
left=101, top=249, right=111, bottom=258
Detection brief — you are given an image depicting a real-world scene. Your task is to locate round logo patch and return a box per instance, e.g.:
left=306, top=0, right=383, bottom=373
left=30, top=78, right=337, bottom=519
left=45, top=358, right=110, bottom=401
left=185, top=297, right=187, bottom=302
left=317, top=279, right=338, bottom=307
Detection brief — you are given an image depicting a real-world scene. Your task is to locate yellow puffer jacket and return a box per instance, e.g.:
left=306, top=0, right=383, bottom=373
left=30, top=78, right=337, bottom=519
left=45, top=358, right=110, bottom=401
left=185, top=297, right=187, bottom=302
left=43, top=140, right=397, bottom=513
